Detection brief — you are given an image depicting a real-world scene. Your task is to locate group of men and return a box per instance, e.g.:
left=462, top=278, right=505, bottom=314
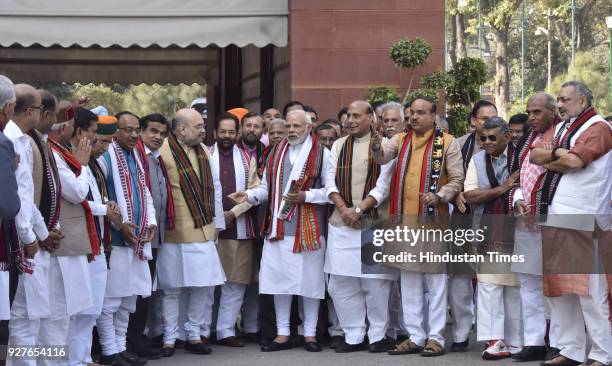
left=0, top=73, right=610, bottom=366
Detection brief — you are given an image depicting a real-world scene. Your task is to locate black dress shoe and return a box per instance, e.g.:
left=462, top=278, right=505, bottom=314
left=304, top=341, right=322, bottom=352
left=450, top=339, right=469, bottom=352
left=368, top=339, right=389, bottom=353
left=132, top=345, right=162, bottom=360
left=174, top=339, right=185, bottom=349
left=292, top=335, right=305, bottom=347
left=330, top=336, right=344, bottom=349
left=261, top=340, right=293, bottom=352
left=512, top=346, right=548, bottom=362
left=243, top=332, right=260, bottom=344
left=119, top=350, right=147, bottom=365
left=150, top=335, right=163, bottom=349
left=540, top=356, right=582, bottom=366
left=98, top=354, right=125, bottom=366
left=184, top=342, right=212, bottom=354
left=335, top=340, right=368, bottom=353
left=545, top=347, right=561, bottom=361
left=161, top=347, right=175, bottom=358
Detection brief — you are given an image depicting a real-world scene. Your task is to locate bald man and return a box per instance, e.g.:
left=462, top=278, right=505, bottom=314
left=157, top=109, right=225, bottom=356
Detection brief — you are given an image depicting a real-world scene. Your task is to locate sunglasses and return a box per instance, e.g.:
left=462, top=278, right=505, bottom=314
left=479, top=134, right=498, bottom=142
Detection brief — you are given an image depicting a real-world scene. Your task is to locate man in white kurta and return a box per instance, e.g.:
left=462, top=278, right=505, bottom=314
left=65, top=110, right=121, bottom=366
left=97, top=111, right=157, bottom=366
left=157, top=108, right=225, bottom=356
left=325, top=101, right=396, bottom=353
left=210, top=113, right=260, bottom=347
left=231, top=110, right=330, bottom=352
left=6, top=85, right=63, bottom=366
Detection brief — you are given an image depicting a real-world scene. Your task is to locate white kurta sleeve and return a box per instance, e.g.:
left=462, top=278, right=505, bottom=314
left=246, top=170, right=269, bottom=205
left=89, top=201, right=107, bottom=217
left=13, top=142, right=39, bottom=244
left=324, top=141, right=340, bottom=202
left=211, top=155, right=225, bottom=231
left=367, top=159, right=395, bottom=207
left=304, top=148, right=331, bottom=204
left=512, top=187, right=524, bottom=206
left=54, top=152, right=90, bottom=204
left=144, top=185, right=157, bottom=227
left=463, top=159, right=479, bottom=192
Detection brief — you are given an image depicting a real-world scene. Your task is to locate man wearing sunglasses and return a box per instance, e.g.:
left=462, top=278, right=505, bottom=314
left=463, top=116, right=522, bottom=360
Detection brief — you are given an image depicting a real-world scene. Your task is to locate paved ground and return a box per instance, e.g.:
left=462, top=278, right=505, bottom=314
left=147, top=340, right=542, bottom=366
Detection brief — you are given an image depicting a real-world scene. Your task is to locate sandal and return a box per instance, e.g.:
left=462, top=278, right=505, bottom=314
left=387, top=338, right=423, bottom=355
left=420, top=339, right=445, bottom=357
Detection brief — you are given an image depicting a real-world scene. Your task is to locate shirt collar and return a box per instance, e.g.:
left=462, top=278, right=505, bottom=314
left=144, top=144, right=161, bottom=159
left=491, top=146, right=509, bottom=160
left=5, top=120, right=25, bottom=139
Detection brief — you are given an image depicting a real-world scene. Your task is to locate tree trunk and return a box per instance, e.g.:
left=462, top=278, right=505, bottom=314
left=576, top=0, right=595, bottom=50
left=493, top=29, right=510, bottom=118
left=456, top=13, right=468, bottom=60
left=449, top=13, right=458, bottom=67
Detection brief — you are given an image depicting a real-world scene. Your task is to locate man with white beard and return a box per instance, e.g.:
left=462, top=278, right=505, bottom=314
left=230, top=109, right=330, bottom=352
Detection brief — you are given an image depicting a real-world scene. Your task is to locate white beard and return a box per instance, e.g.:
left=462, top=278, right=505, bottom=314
left=288, top=133, right=307, bottom=146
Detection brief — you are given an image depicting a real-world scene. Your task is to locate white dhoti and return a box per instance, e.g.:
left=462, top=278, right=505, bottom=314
left=448, top=275, right=474, bottom=343
left=67, top=253, right=107, bottom=366
left=547, top=274, right=612, bottom=364
left=0, top=270, right=9, bottom=320
left=400, top=271, right=448, bottom=347
left=259, top=236, right=326, bottom=299
left=157, top=241, right=225, bottom=344
left=476, top=282, right=523, bottom=348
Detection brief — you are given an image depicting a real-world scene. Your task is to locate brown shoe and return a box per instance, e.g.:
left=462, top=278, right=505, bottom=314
left=217, top=336, right=244, bottom=347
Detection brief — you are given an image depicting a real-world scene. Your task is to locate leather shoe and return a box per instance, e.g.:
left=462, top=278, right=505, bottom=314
left=184, top=342, right=212, bottom=354
left=161, top=347, right=175, bottom=358
left=217, top=336, right=244, bottom=347
left=540, top=355, right=582, bottom=366
left=98, top=354, right=129, bottom=366
left=335, top=340, right=368, bottom=353
left=450, top=339, right=469, bottom=352
left=546, top=347, right=561, bottom=361
left=261, top=340, right=292, bottom=352
left=330, top=336, right=344, bottom=349
left=304, top=341, right=322, bottom=352
left=368, top=338, right=390, bottom=353
left=119, top=351, right=147, bottom=366
left=512, top=346, right=548, bottom=362
left=243, top=332, right=260, bottom=344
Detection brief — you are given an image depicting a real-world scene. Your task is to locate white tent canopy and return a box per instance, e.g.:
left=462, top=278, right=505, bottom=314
left=0, top=0, right=288, bottom=48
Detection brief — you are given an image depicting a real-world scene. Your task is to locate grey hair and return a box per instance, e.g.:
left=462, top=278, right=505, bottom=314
left=269, top=118, right=286, bottom=128
left=286, top=109, right=312, bottom=125
left=381, top=102, right=404, bottom=121
left=561, top=80, right=593, bottom=107
left=531, top=91, right=557, bottom=110
left=172, top=114, right=190, bottom=131
left=0, top=75, right=16, bottom=109
left=483, top=116, right=510, bottom=133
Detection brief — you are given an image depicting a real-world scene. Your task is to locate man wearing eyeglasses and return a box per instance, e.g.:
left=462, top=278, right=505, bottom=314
left=463, top=116, right=522, bottom=360
left=5, top=85, right=63, bottom=366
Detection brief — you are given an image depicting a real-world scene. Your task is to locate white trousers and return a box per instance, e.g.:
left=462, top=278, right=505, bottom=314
left=327, top=298, right=343, bottom=337
left=199, top=287, right=215, bottom=338
left=547, top=274, right=612, bottom=364
left=516, top=273, right=547, bottom=346
left=96, top=295, right=137, bottom=356
left=162, top=286, right=212, bottom=344
left=400, top=272, right=448, bottom=347
left=328, top=275, right=392, bottom=345
left=476, top=282, right=523, bottom=347
left=67, top=314, right=97, bottom=366
left=241, top=283, right=259, bottom=334
left=448, top=275, right=474, bottom=343
left=216, top=282, right=247, bottom=339
left=8, top=277, right=70, bottom=366
left=273, top=294, right=319, bottom=337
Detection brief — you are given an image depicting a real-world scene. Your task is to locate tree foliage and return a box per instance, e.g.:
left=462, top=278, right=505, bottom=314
left=366, top=86, right=401, bottom=105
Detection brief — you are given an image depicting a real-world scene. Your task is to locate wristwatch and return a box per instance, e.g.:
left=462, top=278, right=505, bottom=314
left=355, top=206, right=362, bottom=214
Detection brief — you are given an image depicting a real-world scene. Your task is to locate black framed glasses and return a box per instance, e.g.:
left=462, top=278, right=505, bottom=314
left=118, top=127, right=141, bottom=134
left=479, top=134, right=498, bottom=142
left=27, top=105, right=44, bottom=112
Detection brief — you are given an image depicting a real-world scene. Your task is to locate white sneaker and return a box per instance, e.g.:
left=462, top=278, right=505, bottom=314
left=507, top=345, right=523, bottom=355
left=482, top=340, right=511, bottom=360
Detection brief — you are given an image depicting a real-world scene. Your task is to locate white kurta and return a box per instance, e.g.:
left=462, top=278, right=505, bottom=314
left=0, top=270, right=9, bottom=320
left=246, top=139, right=331, bottom=299
left=156, top=241, right=226, bottom=289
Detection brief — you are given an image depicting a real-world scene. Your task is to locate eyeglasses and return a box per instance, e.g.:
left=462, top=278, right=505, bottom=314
left=27, top=105, right=44, bottom=112
left=118, top=127, right=141, bottom=134
left=479, top=134, right=498, bottom=142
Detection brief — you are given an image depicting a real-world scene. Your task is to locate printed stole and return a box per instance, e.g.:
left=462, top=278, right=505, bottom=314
left=335, top=135, right=381, bottom=220
left=389, top=128, right=445, bottom=222
left=89, top=159, right=112, bottom=252
left=48, top=138, right=101, bottom=258
left=167, top=133, right=214, bottom=228
left=135, top=139, right=176, bottom=230
left=460, top=132, right=476, bottom=172
left=28, top=131, right=61, bottom=230
left=258, top=145, right=274, bottom=178
left=263, top=135, right=325, bottom=253
left=111, top=140, right=149, bottom=259
left=234, top=146, right=256, bottom=238
left=532, top=107, right=597, bottom=219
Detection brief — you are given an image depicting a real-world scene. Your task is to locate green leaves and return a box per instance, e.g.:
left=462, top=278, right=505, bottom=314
left=366, top=86, right=400, bottom=105
left=389, top=38, right=433, bottom=69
